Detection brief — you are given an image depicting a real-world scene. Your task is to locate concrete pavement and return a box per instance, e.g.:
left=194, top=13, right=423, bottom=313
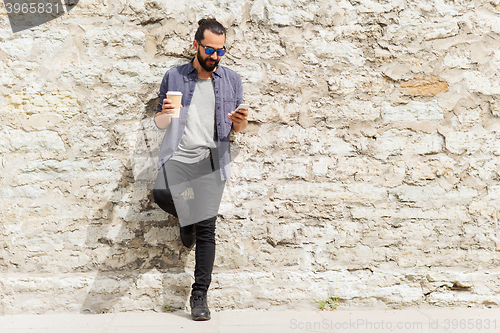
left=1, top=308, right=499, bottom=333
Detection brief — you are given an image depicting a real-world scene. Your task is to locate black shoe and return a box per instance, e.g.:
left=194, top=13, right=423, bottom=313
left=190, top=290, right=210, bottom=321
left=180, top=224, right=195, bottom=248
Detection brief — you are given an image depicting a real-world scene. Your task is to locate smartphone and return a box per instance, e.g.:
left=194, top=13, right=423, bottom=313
left=235, top=103, right=249, bottom=114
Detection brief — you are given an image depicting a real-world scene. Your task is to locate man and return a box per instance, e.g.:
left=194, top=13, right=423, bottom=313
left=152, top=18, right=248, bottom=321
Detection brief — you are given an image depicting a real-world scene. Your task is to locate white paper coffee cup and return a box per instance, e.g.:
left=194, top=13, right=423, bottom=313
left=166, top=91, right=182, bottom=118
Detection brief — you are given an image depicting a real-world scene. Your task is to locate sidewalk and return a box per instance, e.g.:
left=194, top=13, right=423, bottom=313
left=1, top=308, right=499, bottom=333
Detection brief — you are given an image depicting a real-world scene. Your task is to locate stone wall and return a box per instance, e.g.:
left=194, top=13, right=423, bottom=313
left=1, top=0, right=500, bottom=315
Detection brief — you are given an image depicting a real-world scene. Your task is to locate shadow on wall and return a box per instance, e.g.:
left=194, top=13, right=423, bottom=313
left=81, top=100, right=192, bottom=313
left=5, top=0, right=79, bottom=33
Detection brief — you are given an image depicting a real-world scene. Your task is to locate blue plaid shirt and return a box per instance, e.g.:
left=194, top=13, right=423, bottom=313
left=156, top=59, right=243, bottom=181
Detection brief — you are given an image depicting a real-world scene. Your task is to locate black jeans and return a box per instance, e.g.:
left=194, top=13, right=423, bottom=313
left=153, top=152, right=225, bottom=292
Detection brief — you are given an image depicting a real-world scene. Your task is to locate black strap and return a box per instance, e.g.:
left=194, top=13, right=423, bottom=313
left=209, top=149, right=215, bottom=172
left=162, top=163, right=168, bottom=188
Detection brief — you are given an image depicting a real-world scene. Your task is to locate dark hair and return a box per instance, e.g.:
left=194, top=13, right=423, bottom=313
left=194, top=18, right=226, bottom=42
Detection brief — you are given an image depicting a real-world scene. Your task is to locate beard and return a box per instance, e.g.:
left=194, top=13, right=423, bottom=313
left=197, top=49, right=219, bottom=72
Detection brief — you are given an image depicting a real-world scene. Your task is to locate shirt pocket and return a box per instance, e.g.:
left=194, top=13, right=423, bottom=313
left=223, top=98, right=238, bottom=127
left=223, top=98, right=237, bottom=115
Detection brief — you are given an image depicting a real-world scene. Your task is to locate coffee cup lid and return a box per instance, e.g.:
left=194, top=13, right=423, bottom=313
left=167, top=91, right=183, bottom=95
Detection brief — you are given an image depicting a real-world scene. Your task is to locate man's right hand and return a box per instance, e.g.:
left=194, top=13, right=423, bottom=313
left=154, top=99, right=182, bottom=129
left=158, top=98, right=178, bottom=116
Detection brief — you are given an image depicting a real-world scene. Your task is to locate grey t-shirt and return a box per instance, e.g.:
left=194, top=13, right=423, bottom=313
left=170, top=78, right=216, bottom=163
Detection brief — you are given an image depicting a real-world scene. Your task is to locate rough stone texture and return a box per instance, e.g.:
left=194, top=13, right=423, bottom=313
left=1, top=0, right=500, bottom=315
left=400, top=76, right=449, bottom=96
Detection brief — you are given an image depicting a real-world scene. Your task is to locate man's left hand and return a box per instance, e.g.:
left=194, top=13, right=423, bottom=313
left=227, top=109, right=248, bottom=124
left=228, top=106, right=249, bottom=132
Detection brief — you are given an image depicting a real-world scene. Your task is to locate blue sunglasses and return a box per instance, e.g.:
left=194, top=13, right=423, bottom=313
left=198, top=41, right=226, bottom=56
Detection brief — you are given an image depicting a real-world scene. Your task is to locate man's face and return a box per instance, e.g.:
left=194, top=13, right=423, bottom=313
left=194, top=30, right=226, bottom=72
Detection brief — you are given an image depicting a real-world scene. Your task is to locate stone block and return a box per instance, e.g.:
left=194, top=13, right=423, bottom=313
left=21, top=114, right=63, bottom=131
left=336, top=157, right=405, bottom=186
left=4, top=91, right=80, bottom=118
left=59, top=64, right=104, bottom=86
left=399, top=76, right=449, bottom=96
left=355, top=0, right=405, bottom=14
left=327, top=72, right=392, bottom=95
left=65, top=0, right=108, bottom=16
left=16, top=157, right=123, bottom=183
left=311, top=98, right=381, bottom=121
left=228, top=63, right=266, bottom=84
left=143, top=227, right=176, bottom=246
left=0, top=29, right=67, bottom=59
left=369, top=129, right=444, bottom=159
left=309, top=40, right=365, bottom=67
left=490, top=98, right=500, bottom=117
left=84, top=93, right=144, bottom=125
left=270, top=158, right=309, bottom=179
left=108, top=61, right=155, bottom=87
left=445, top=128, right=500, bottom=155
left=383, top=100, right=444, bottom=122
left=224, top=182, right=269, bottom=201
left=68, top=125, right=111, bottom=154
left=464, top=71, right=500, bottom=95
left=85, top=28, right=146, bottom=59
left=390, top=184, right=477, bottom=207
left=250, top=0, right=315, bottom=26
left=351, top=206, right=469, bottom=222
left=215, top=242, right=250, bottom=268
left=0, top=128, right=64, bottom=153
left=380, top=61, right=413, bottom=81
left=456, top=107, right=481, bottom=126
left=232, top=31, right=286, bottom=61
left=312, top=157, right=330, bottom=177
left=234, top=161, right=266, bottom=180
left=162, top=36, right=191, bottom=57
left=444, top=49, right=471, bottom=69
left=256, top=125, right=353, bottom=156
left=274, top=181, right=387, bottom=203
left=136, top=270, right=163, bottom=289
left=0, top=184, right=46, bottom=198
left=386, top=20, right=459, bottom=44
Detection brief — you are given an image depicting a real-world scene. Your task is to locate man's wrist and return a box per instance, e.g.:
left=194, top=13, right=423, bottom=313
left=233, top=119, right=248, bottom=132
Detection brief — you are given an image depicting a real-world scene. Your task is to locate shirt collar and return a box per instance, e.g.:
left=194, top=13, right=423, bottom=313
left=188, top=57, right=222, bottom=77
